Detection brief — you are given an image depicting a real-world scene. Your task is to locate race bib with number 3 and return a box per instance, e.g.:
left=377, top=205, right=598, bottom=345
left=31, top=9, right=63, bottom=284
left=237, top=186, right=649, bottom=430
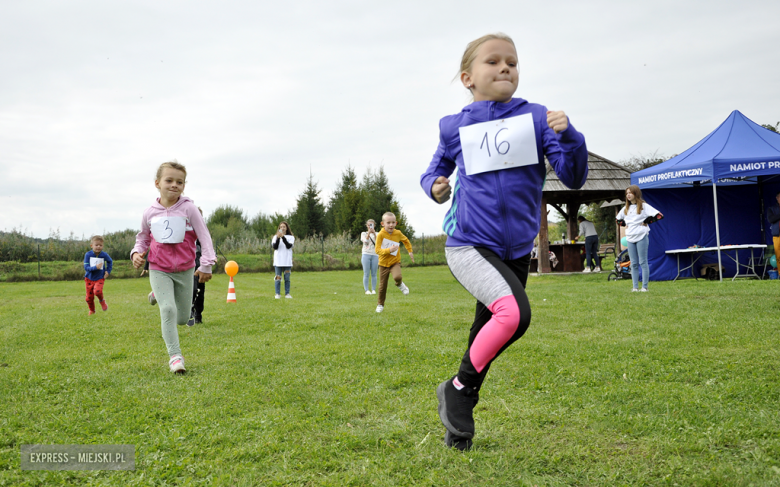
left=458, top=113, right=538, bottom=176
left=150, top=216, right=187, bottom=244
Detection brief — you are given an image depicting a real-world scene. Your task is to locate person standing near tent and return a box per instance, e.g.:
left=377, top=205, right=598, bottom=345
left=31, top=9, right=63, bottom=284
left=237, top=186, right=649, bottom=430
left=766, top=191, right=780, bottom=267
left=576, top=215, right=601, bottom=272
left=616, top=185, right=664, bottom=292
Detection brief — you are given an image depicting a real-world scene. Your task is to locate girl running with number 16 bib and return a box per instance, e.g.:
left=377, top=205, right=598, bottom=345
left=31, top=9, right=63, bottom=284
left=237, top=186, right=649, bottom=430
left=420, top=33, right=589, bottom=450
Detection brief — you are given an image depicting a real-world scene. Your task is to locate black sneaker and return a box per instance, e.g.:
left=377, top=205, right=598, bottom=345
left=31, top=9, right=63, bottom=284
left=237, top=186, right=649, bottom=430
left=436, top=377, right=476, bottom=439
left=186, top=311, right=195, bottom=327
left=444, top=430, right=473, bottom=451
left=194, top=314, right=203, bottom=325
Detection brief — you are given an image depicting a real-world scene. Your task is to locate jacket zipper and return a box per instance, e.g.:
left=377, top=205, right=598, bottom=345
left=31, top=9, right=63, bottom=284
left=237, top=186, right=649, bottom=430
left=489, top=102, right=512, bottom=259
left=167, top=207, right=179, bottom=273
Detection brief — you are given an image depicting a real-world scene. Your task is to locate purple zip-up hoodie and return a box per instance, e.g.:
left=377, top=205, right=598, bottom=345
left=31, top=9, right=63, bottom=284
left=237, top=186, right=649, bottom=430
left=420, top=98, right=588, bottom=260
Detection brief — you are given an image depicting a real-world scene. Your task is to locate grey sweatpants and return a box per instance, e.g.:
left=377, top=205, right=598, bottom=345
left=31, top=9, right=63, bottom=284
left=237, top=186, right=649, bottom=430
left=150, top=268, right=194, bottom=357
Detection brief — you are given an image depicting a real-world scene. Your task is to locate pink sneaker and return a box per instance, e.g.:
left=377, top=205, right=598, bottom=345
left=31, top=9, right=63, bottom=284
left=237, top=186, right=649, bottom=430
left=100, top=300, right=108, bottom=311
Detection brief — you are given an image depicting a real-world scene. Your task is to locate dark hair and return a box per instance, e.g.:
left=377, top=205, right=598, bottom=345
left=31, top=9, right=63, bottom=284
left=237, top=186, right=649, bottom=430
left=577, top=216, right=586, bottom=222
left=279, top=221, right=293, bottom=236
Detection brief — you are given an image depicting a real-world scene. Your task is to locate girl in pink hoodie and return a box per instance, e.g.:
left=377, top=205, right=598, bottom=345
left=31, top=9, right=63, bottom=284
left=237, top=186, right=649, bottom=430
left=131, top=161, right=216, bottom=374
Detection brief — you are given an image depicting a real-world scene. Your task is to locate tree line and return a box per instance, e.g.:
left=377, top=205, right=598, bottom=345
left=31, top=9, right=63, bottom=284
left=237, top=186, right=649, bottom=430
left=1, top=164, right=414, bottom=263
left=207, top=164, right=414, bottom=246
left=7, top=123, right=779, bottom=263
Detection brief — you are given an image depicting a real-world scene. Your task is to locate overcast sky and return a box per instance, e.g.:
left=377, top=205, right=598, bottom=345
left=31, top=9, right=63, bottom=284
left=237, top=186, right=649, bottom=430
left=2, top=0, right=778, bottom=240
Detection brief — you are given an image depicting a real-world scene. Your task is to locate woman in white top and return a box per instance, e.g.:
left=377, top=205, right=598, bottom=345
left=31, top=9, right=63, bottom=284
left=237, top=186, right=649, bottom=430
left=272, top=221, right=294, bottom=299
left=616, top=185, right=664, bottom=292
left=360, top=219, right=379, bottom=294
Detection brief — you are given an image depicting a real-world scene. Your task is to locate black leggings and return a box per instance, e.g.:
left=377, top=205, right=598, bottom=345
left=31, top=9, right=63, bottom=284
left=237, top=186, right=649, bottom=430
left=192, top=276, right=205, bottom=316
left=447, top=247, right=532, bottom=389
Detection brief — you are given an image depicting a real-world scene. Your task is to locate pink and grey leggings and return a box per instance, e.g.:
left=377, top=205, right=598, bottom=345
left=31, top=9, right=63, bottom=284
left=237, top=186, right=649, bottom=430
left=446, top=246, right=532, bottom=390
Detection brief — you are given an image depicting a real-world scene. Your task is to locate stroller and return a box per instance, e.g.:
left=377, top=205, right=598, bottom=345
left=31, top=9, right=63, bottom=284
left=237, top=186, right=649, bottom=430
left=607, top=249, right=632, bottom=281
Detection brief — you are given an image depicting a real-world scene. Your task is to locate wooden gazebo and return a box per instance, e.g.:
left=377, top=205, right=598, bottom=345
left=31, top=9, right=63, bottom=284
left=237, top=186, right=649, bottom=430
left=537, top=152, right=630, bottom=273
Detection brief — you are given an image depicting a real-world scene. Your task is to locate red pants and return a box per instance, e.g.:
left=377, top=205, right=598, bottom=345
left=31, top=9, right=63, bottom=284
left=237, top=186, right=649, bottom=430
left=85, top=278, right=105, bottom=312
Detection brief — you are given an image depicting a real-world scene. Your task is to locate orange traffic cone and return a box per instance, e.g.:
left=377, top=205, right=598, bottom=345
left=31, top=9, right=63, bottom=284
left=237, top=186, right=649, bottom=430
left=226, top=276, right=237, bottom=303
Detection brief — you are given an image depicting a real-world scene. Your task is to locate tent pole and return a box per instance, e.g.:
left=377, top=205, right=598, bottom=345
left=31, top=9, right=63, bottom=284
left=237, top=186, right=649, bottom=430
left=758, top=176, right=766, bottom=243
left=539, top=197, right=551, bottom=273
left=713, top=181, right=723, bottom=282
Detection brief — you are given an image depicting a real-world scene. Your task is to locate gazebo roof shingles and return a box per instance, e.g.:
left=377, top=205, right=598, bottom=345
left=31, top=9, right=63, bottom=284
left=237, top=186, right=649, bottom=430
left=543, top=152, right=631, bottom=204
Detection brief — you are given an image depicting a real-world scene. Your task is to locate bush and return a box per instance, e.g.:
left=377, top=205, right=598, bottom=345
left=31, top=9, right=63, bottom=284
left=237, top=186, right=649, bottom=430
left=0, top=261, right=23, bottom=273
left=0, top=228, right=138, bottom=263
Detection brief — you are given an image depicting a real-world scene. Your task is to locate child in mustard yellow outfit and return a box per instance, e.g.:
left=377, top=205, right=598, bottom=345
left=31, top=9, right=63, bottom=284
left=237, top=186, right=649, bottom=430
left=374, top=212, right=414, bottom=313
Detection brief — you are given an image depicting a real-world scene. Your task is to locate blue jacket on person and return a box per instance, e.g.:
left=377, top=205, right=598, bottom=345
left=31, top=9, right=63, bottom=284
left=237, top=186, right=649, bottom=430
left=420, top=98, right=588, bottom=261
left=83, top=250, right=113, bottom=281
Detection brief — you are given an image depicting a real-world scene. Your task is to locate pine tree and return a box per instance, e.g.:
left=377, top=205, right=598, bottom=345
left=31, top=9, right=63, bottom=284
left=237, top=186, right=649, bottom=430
left=360, top=167, right=393, bottom=225
left=326, top=165, right=365, bottom=238
left=389, top=200, right=415, bottom=238
left=289, top=173, right=327, bottom=237
left=359, top=165, right=414, bottom=237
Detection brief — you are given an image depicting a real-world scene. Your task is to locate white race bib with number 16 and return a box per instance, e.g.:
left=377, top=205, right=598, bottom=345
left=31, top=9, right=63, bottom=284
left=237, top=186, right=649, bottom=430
left=150, top=216, right=187, bottom=244
left=459, top=113, right=538, bottom=176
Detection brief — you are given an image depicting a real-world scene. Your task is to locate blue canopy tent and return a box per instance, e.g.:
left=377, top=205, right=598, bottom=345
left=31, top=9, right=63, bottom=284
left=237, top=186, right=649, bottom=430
left=631, top=110, right=780, bottom=281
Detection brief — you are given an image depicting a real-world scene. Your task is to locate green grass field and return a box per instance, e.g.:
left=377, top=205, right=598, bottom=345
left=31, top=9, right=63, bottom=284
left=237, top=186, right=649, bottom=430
left=2, top=267, right=780, bottom=486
